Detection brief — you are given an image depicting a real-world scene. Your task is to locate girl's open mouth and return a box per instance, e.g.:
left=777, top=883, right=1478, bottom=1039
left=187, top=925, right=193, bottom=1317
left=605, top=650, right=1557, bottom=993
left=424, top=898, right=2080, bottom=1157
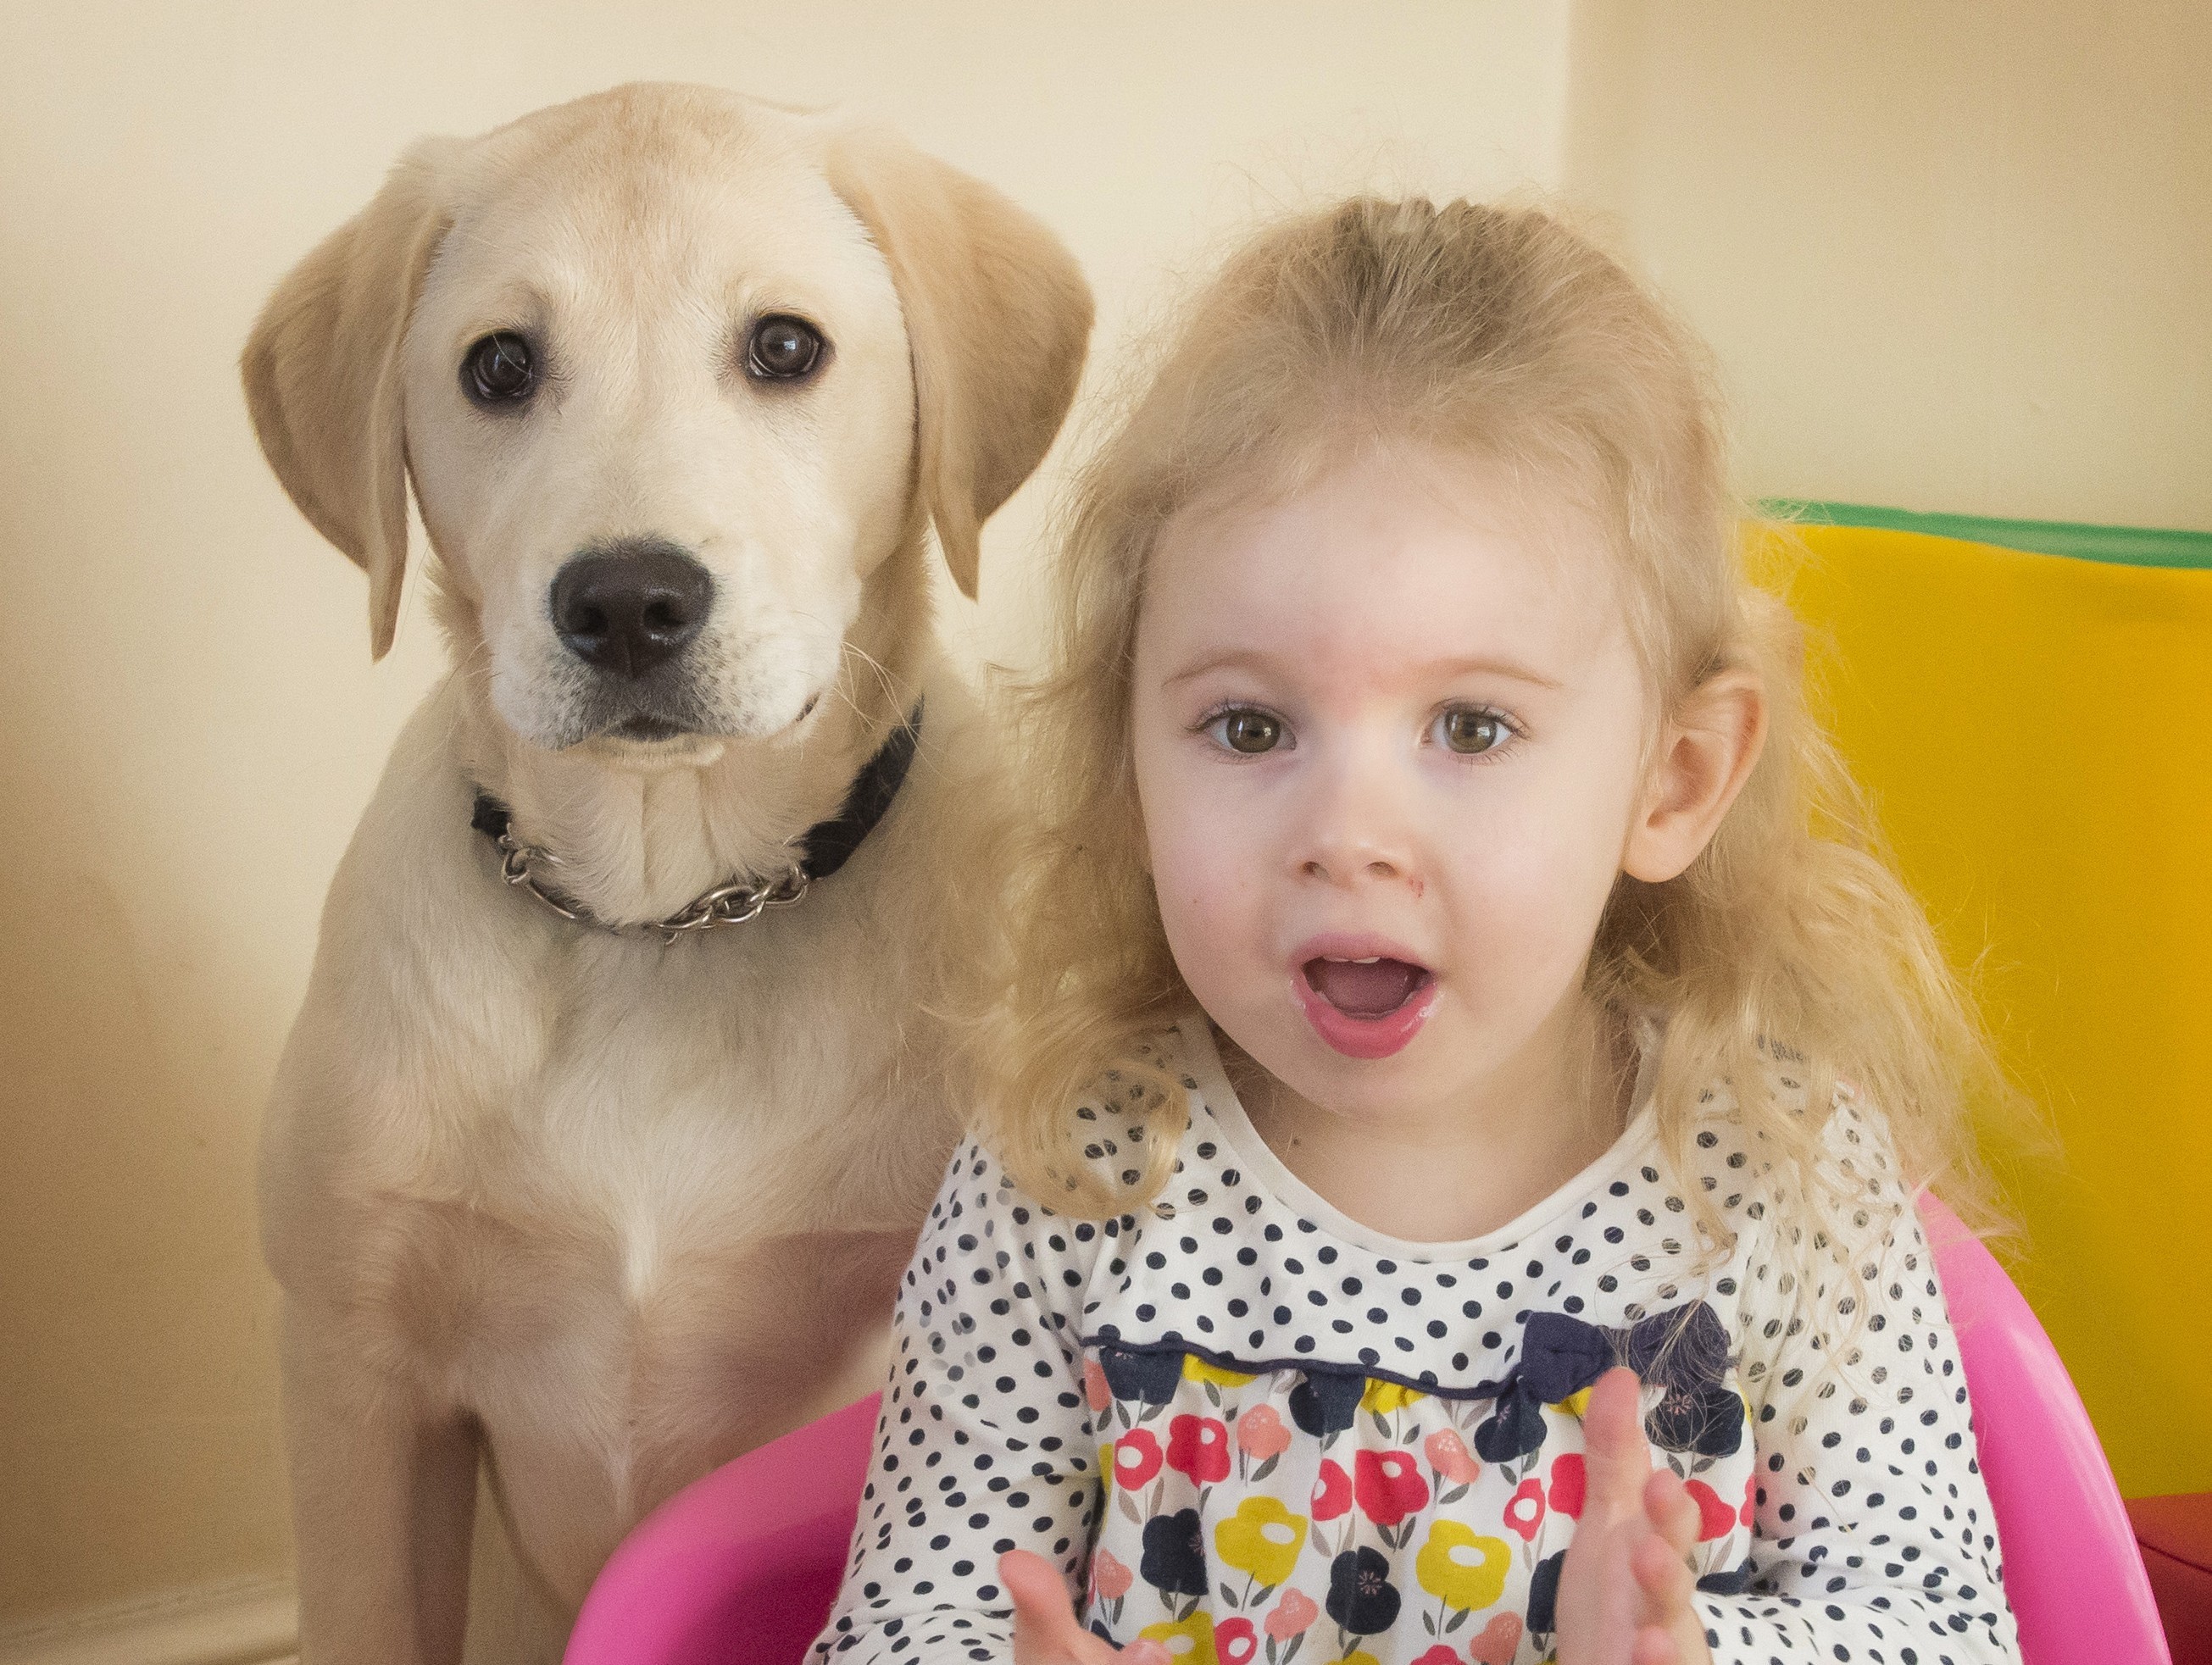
left=1296, top=954, right=1437, bottom=1058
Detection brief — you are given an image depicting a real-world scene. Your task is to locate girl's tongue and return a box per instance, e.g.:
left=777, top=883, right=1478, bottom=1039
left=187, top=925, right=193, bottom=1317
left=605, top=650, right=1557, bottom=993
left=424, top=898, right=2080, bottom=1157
left=1303, top=957, right=1427, bottom=1018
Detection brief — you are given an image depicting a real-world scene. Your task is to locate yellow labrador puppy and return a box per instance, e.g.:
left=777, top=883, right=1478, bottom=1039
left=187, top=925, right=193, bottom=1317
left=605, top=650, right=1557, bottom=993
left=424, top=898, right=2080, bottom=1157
left=242, top=84, right=1089, bottom=1663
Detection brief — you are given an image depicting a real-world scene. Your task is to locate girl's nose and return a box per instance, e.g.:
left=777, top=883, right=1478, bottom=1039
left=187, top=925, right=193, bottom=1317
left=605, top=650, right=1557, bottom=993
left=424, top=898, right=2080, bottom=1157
left=1300, top=848, right=1406, bottom=884
left=1291, top=752, right=1421, bottom=890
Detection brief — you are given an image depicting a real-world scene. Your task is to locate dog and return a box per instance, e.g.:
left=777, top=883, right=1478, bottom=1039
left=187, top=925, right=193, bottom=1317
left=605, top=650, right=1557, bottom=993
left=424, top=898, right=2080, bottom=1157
left=241, top=83, right=1090, bottom=1663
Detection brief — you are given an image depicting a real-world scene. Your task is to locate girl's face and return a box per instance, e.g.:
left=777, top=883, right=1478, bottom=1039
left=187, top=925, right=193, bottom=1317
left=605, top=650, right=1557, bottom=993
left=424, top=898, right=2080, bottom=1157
left=1130, top=445, right=1659, bottom=1127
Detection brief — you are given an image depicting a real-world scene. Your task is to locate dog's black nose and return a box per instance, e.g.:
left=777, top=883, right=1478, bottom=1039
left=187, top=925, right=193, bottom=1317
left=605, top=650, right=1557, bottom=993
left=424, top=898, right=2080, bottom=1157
left=550, top=543, right=713, bottom=677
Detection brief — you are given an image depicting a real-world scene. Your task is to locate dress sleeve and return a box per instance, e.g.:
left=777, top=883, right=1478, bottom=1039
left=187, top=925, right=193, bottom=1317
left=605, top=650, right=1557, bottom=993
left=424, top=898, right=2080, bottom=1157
left=812, top=1137, right=1113, bottom=1664
left=1700, top=1099, right=2019, bottom=1665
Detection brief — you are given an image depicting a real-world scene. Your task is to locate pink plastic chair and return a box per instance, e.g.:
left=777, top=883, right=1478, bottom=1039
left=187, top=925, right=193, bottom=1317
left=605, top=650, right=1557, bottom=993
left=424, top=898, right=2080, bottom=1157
left=1915, top=1192, right=2170, bottom=1665
left=565, top=1390, right=881, bottom=1665
left=565, top=1193, right=2167, bottom=1665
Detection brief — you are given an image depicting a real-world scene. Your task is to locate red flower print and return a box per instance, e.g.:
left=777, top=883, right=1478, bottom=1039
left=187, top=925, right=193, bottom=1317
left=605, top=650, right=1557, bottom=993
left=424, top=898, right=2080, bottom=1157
left=1237, top=1403, right=1292, bottom=1460
left=1215, top=1616, right=1259, bottom=1665
left=1090, top=1546, right=1133, bottom=1601
left=1741, top=1468, right=1756, bottom=1528
left=1682, top=1477, right=1738, bottom=1540
left=1166, top=1413, right=1231, bottom=1485
left=1547, top=1451, right=1586, bottom=1518
left=1411, top=1648, right=1459, bottom=1665
left=1114, top=1428, right=1163, bottom=1488
left=1424, top=1427, right=1481, bottom=1486
left=1084, top=1357, right=1112, bottom=1412
left=1311, top=1457, right=1353, bottom=1520
left=1503, top=1476, right=1546, bottom=1541
left=1264, top=1589, right=1320, bottom=1640
left=1354, top=1447, right=1431, bottom=1526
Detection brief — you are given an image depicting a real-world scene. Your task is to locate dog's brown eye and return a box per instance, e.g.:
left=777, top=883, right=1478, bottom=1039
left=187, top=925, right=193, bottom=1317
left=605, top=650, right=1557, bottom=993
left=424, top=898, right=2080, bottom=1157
left=463, top=332, right=536, bottom=406
left=748, top=315, right=825, bottom=380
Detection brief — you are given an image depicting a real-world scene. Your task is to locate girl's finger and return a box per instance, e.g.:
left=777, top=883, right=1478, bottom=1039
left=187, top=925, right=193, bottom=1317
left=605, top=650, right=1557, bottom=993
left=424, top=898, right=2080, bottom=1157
left=1002, top=1550, right=1117, bottom=1665
left=1630, top=1531, right=1695, bottom=1617
left=1642, top=1465, right=1703, bottom=1557
left=1580, top=1367, right=1654, bottom=1514
left=1631, top=1622, right=1683, bottom=1665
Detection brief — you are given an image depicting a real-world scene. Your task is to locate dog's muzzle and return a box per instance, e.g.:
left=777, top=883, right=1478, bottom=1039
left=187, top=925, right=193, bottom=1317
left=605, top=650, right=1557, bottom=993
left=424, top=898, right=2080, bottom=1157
left=547, top=539, right=720, bottom=741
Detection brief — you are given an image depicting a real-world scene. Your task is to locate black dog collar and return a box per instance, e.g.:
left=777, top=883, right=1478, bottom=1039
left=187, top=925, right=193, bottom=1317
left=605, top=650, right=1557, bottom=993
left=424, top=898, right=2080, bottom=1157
left=470, top=704, right=921, bottom=941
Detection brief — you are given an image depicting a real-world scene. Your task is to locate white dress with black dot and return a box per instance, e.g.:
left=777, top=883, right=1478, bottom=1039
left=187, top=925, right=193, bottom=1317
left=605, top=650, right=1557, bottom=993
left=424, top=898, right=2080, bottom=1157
left=812, top=1017, right=2017, bottom=1665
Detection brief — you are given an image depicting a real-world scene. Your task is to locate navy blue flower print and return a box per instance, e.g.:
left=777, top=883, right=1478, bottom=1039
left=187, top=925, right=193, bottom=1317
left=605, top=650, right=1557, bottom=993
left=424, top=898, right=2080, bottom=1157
left=1139, top=1508, right=1208, bottom=1596
left=1648, top=1379, right=1745, bottom=1457
left=1526, top=1548, right=1567, bottom=1632
left=1325, top=1546, right=1402, bottom=1634
left=1697, top=1558, right=1758, bottom=1595
left=1101, top=1345, right=1185, bottom=1406
left=1288, top=1368, right=1366, bottom=1437
left=1472, top=1384, right=1548, bottom=1461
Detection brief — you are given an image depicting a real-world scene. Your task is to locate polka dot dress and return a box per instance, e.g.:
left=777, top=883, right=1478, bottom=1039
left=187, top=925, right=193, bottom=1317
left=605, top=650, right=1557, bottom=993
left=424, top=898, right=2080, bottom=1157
left=812, top=1017, right=2016, bottom=1665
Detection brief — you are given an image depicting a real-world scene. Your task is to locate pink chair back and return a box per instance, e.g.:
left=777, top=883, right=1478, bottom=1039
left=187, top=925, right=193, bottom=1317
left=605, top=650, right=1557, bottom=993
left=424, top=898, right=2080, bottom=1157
left=1915, top=1191, right=2169, bottom=1665
left=564, top=1390, right=879, bottom=1665
left=565, top=1197, right=2165, bottom=1665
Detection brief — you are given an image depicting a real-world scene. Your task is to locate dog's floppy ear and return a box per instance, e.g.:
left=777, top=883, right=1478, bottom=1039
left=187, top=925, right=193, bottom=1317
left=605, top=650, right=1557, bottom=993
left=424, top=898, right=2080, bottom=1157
left=827, top=129, right=1092, bottom=599
left=241, top=140, right=456, bottom=659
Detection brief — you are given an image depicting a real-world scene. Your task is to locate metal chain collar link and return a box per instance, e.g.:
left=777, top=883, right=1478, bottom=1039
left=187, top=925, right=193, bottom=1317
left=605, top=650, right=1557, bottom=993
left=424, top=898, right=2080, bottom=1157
left=493, top=825, right=810, bottom=944
left=471, top=702, right=919, bottom=946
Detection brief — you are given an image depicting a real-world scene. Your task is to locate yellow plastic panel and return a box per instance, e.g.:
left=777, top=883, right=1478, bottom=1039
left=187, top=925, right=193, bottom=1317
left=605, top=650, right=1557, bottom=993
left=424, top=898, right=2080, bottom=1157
left=1756, top=523, right=2212, bottom=1496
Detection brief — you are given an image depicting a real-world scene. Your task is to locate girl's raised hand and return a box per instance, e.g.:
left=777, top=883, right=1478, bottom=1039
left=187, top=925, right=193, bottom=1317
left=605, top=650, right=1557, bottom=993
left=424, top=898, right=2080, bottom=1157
left=1553, top=1368, right=1716, bottom=1665
left=1002, top=1550, right=1142, bottom=1665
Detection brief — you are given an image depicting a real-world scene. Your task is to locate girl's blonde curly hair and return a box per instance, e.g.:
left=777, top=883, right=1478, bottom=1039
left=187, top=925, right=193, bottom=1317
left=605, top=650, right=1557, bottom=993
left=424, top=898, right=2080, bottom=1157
left=973, top=196, right=2009, bottom=1336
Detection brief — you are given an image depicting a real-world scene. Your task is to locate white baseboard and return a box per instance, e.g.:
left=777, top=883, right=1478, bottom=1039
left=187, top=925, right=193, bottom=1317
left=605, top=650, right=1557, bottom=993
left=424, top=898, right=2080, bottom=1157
left=0, top=1577, right=297, bottom=1665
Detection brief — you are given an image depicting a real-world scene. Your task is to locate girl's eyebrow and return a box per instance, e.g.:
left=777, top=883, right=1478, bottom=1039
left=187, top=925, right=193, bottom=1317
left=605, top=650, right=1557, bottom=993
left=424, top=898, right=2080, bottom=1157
left=1161, top=648, right=1280, bottom=688
left=1163, top=648, right=1563, bottom=691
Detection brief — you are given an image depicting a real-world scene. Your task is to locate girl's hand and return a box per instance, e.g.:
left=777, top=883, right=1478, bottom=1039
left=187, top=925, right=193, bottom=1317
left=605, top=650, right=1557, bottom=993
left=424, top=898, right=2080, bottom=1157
left=1553, top=1368, right=1717, bottom=1665
left=1002, top=1549, right=1132, bottom=1665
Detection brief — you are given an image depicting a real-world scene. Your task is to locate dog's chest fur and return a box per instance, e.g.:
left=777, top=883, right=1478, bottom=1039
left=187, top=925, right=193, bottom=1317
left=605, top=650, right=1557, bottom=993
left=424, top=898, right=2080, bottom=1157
left=264, top=684, right=969, bottom=1587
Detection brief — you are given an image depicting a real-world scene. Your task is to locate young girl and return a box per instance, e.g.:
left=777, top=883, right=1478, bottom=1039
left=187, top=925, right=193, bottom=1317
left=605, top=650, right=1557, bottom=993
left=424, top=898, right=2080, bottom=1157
left=812, top=199, right=2017, bottom=1665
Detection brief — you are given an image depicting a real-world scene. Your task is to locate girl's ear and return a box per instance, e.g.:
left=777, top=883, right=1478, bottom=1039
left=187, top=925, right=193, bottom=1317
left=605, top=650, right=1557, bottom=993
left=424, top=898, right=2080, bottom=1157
left=1622, top=669, right=1768, bottom=884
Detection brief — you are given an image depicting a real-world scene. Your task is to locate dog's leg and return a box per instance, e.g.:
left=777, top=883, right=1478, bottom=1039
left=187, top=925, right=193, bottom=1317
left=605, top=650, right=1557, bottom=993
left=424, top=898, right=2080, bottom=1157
left=284, top=1303, right=480, bottom=1665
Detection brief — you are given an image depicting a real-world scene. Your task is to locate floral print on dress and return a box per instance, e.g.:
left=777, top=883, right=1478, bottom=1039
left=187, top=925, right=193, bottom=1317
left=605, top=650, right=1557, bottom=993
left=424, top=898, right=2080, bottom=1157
left=1085, top=1312, right=1753, bottom=1665
left=814, top=1031, right=2020, bottom=1665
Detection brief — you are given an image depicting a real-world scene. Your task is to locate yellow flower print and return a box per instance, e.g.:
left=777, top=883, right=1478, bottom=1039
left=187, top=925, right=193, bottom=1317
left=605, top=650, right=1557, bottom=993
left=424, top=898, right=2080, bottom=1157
left=1214, top=1494, right=1310, bottom=1587
left=1099, top=1443, right=1115, bottom=1493
left=1553, top=1387, right=1592, bottom=1417
left=1139, top=1611, right=1220, bottom=1665
left=1326, top=1653, right=1381, bottom=1665
left=1415, top=1518, right=1512, bottom=1612
left=1184, top=1354, right=1259, bottom=1387
left=1359, top=1379, right=1428, bottom=1414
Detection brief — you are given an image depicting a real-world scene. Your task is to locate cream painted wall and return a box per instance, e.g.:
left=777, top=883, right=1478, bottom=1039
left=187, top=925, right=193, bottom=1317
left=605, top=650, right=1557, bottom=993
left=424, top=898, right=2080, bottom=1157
left=1564, top=0, right=2212, bottom=531
left=0, top=0, right=1572, bottom=1629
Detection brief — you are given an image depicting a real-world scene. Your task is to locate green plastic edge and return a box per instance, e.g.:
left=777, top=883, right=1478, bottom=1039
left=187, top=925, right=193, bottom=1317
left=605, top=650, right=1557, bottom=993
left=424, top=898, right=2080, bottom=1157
left=1759, top=499, right=2212, bottom=570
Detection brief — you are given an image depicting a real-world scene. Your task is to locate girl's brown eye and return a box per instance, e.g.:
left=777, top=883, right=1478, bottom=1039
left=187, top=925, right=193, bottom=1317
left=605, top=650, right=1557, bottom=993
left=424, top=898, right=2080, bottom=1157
left=1437, top=708, right=1507, bottom=754
left=1214, top=710, right=1282, bottom=754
